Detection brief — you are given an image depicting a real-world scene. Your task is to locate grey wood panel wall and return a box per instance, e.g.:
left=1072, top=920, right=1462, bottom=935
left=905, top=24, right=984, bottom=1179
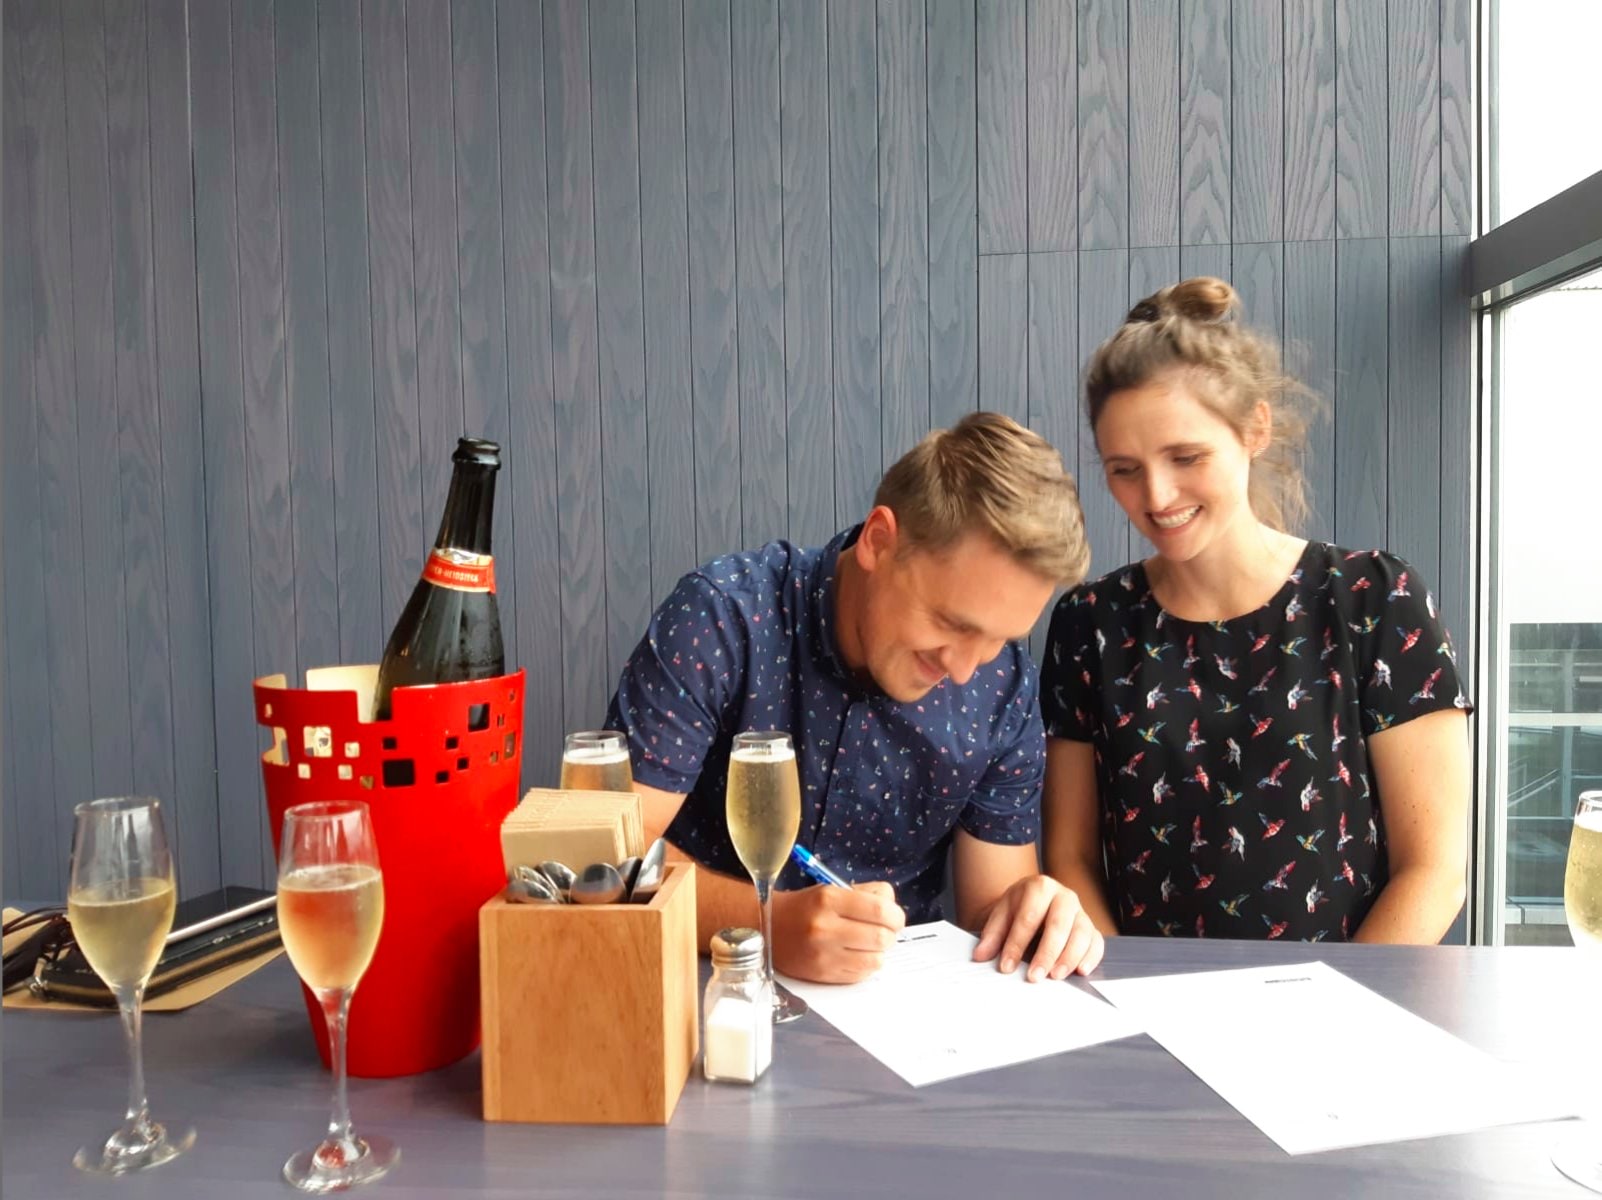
left=1, top=0, right=1474, bottom=899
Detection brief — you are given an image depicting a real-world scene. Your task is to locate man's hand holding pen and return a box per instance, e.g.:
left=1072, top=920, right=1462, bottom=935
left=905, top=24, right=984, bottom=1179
left=771, top=845, right=905, bottom=984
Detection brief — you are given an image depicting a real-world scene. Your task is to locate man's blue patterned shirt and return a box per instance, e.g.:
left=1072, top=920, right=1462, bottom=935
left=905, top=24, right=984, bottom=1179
left=604, top=526, right=1044, bottom=922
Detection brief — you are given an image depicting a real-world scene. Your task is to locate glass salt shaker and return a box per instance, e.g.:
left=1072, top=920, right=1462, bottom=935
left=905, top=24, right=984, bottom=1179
left=703, top=927, right=774, bottom=1084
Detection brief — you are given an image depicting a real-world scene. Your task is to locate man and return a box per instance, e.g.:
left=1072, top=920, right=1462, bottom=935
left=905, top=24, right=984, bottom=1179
left=605, top=412, right=1104, bottom=984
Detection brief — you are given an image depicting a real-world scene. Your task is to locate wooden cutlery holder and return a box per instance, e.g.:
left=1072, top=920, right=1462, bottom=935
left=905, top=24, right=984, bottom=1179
left=479, top=862, right=698, bottom=1125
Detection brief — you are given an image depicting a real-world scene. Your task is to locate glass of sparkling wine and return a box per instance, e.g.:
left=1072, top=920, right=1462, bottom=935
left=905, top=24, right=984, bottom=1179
left=1555, top=790, right=1602, bottom=1192
left=277, top=800, right=396, bottom=1193
left=726, top=731, right=807, bottom=1024
left=560, top=730, right=634, bottom=791
left=67, top=796, right=195, bottom=1174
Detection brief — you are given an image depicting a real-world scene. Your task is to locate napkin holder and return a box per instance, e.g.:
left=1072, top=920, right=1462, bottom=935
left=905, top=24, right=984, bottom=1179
left=479, top=862, right=698, bottom=1125
left=499, top=786, right=643, bottom=872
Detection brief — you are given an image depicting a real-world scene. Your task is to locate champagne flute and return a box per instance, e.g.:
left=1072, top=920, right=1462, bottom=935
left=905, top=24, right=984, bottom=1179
left=1554, top=790, right=1602, bottom=1192
left=559, top=730, right=634, bottom=791
left=725, top=731, right=807, bottom=1024
left=67, top=796, right=195, bottom=1174
left=277, top=801, right=396, bottom=1193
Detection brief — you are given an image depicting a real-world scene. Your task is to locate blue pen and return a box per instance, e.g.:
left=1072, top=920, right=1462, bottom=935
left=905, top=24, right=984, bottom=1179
left=790, top=844, right=851, bottom=889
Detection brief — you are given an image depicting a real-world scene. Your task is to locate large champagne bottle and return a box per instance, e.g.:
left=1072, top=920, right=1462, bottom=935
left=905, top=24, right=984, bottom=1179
left=373, top=437, right=505, bottom=720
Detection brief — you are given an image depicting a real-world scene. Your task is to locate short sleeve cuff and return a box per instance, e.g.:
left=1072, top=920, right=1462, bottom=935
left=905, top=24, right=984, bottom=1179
left=957, top=798, right=1040, bottom=846
left=1383, top=694, right=1474, bottom=731
left=1045, top=722, right=1095, bottom=743
left=627, top=754, right=702, bottom=796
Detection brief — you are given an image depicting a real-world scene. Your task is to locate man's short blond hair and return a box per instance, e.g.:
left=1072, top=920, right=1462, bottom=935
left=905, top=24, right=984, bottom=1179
left=874, top=411, right=1090, bottom=586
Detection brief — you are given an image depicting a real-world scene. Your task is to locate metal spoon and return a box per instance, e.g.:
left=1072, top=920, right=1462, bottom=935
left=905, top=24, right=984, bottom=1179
left=515, top=864, right=561, bottom=901
left=630, top=838, right=667, bottom=903
left=616, top=856, right=642, bottom=900
left=571, top=861, right=625, bottom=905
left=538, top=860, right=577, bottom=902
left=508, top=864, right=560, bottom=904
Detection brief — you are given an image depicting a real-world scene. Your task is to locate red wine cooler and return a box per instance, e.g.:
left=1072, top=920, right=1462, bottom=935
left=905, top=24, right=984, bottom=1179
left=255, top=664, right=525, bottom=1077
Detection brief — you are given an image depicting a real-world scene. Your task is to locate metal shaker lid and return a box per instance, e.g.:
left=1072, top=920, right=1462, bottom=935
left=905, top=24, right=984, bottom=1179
left=710, top=926, right=764, bottom=968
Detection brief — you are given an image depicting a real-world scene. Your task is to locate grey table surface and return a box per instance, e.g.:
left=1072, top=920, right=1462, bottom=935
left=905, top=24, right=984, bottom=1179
left=1, top=936, right=1595, bottom=1199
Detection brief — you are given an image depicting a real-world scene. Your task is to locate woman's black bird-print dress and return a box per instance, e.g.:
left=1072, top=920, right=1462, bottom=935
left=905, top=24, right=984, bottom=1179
left=1041, top=542, right=1470, bottom=942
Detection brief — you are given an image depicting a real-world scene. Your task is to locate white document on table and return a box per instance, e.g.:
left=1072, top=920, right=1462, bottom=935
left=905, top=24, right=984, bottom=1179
left=777, top=920, right=1142, bottom=1087
left=1091, top=960, right=1579, bottom=1155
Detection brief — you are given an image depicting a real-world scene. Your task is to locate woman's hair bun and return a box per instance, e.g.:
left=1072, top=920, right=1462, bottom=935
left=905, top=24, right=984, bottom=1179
left=1127, top=276, right=1240, bottom=327
left=1164, top=276, right=1239, bottom=323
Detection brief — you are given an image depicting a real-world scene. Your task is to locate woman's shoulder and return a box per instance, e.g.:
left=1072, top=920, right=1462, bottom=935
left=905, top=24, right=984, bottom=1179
left=1322, top=543, right=1417, bottom=579
left=1045, top=561, right=1150, bottom=662
left=1055, top=560, right=1149, bottom=613
left=1315, top=545, right=1431, bottom=610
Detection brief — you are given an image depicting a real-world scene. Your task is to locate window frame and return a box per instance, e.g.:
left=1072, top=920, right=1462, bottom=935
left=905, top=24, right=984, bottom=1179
left=1471, top=3, right=1602, bottom=944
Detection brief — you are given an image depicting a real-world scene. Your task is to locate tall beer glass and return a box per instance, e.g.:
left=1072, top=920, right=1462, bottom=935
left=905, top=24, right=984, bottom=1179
left=67, top=797, right=194, bottom=1173
left=560, top=730, right=634, bottom=791
left=1554, top=790, right=1602, bottom=1193
left=277, top=801, right=396, bottom=1193
left=726, top=731, right=806, bottom=1023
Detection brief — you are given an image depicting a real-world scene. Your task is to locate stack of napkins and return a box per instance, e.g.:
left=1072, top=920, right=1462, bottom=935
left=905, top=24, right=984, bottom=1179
left=500, top=788, right=643, bottom=872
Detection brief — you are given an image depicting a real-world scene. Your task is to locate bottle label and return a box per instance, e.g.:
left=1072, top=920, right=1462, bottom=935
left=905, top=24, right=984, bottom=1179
left=423, top=548, right=496, bottom=593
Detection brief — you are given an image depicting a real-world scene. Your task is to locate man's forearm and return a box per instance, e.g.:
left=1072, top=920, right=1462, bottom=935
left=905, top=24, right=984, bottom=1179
left=637, top=785, right=762, bottom=948
left=662, top=843, right=762, bottom=950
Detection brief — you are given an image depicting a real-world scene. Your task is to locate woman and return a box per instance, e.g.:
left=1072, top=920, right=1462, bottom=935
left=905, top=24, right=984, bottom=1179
left=1042, top=278, right=1469, bottom=943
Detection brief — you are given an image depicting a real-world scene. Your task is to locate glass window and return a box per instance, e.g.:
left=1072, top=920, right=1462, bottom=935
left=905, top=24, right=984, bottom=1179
left=1494, top=265, right=1602, bottom=945
left=1491, top=0, right=1602, bottom=227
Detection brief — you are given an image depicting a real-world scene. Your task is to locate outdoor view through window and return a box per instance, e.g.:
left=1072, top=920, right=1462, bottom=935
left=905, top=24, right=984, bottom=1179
left=1491, top=1, right=1602, bottom=944
left=1497, top=266, right=1602, bottom=943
